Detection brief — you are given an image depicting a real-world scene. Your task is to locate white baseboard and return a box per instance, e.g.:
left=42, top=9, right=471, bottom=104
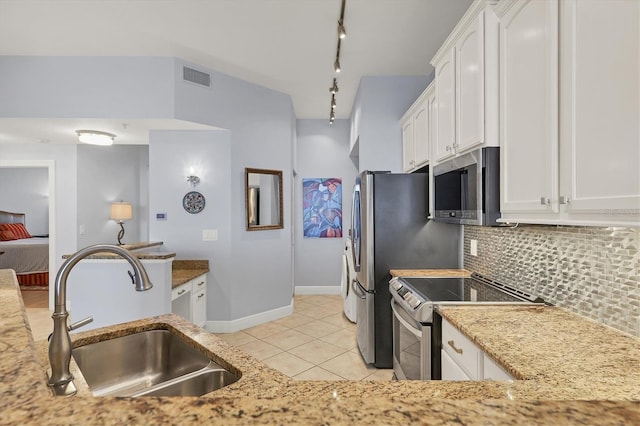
left=294, top=285, right=341, bottom=295
left=204, top=301, right=293, bottom=333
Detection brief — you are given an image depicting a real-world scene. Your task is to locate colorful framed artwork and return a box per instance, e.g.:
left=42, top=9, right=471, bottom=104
left=302, top=178, right=342, bottom=238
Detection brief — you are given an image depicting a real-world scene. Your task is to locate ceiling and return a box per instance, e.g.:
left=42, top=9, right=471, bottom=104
left=0, top=0, right=472, bottom=144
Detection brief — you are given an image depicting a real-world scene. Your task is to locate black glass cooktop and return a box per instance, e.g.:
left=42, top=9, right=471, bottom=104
left=400, top=276, right=538, bottom=304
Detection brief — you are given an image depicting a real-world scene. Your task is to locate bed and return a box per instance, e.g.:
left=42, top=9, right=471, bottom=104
left=0, top=211, right=49, bottom=290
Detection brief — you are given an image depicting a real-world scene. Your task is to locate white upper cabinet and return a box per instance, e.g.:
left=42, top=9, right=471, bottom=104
left=431, top=0, right=499, bottom=164
left=559, top=0, right=640, bottom=223
left=401, top=83, right=433, bottom=172
left=497, top=0, right=640, bottom=226
left=434, top=48, right=457, bottom=162
left=498, top=0, right=559, bottom=216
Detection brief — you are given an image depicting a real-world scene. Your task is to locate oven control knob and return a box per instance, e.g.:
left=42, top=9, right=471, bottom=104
left=390, top=280, right=403, bottom=291
left=405, top=294, right=421, bottom=309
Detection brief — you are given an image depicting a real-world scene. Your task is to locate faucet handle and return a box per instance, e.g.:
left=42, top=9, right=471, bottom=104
left=47, top=316, right=94, bottom=341
left=127, top=270, right=135, bottom=284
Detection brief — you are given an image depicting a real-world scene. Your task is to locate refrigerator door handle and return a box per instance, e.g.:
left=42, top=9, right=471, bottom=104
left=351, top=183, right=361, bottom=272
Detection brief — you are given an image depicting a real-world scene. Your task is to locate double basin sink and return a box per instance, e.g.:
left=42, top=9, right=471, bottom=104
left=72, top=329, right=239, bottom=397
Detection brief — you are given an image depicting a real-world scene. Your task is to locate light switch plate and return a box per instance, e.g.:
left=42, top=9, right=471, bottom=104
left=470, top=239, right=478, bottom=257
left=202, top=229, right=218, bottom=241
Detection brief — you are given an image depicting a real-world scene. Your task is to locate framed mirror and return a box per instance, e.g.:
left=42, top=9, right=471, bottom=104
left=245, top=167, right=284, bottom=231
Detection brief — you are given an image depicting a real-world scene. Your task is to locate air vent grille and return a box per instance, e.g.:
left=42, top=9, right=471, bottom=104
left=183, top=66, right=211, bottom=87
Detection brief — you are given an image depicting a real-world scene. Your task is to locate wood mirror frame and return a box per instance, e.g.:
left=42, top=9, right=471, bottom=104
left=245, top=167, right=284, bottom=231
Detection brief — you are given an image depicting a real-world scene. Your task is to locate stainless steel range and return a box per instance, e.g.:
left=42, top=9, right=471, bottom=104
left=389, top=273, right=544, bottom=380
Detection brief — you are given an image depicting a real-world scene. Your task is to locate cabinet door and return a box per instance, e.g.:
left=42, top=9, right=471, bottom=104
left=192, top=289, right=206, bottom=327
left=441, top=349, right=471, bottom=381
left=500, top=0, right=559, bottom=216
left=456, top=12, right=485, bottom=153
left=413, top=104, right=429, bottom=167
left=435, top=48, right=456, bottom=162
left=402, top=118, right=415, bottom=172
left=560, top=0, right=640, bottom=221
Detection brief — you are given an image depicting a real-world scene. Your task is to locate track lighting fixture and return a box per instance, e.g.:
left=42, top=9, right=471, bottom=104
left=329, top=0, right=347, bottom=124
left=329, top=78, right=339, bottom=94
left=338, top=21, right=346, bottom=39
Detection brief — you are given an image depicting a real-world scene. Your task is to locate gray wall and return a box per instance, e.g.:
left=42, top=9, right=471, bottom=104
left=294, top=119, right=358, bottom=289
left=0, top=56, right=295, bottom=323
left=464, top=225, right=640, bottom=337
left=350, top=75, right=430, bottom=173
left=77, top=145, right=148, bottom=246
left=149, top=130, right=233, bottom=321
left=0, top=143, right=78, bottom=277
left=0, top=167, right=49, bottom=235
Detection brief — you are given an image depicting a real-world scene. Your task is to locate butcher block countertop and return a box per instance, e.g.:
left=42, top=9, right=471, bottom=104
left=390, top=268, right=472, bottom=277
left=2, top=269, right=639, bottom=425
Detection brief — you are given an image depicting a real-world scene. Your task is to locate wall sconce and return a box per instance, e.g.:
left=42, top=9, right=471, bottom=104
left=110, top=202, right=133, bottom=245
left=187, top=175, right=200, bottom=187
left=76, top=130, right=116, bottom=146
left=186, top=167, right=201, bottom=187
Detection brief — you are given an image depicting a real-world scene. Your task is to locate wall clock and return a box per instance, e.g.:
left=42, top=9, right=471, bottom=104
left=182, top=191, right=206, bottom=214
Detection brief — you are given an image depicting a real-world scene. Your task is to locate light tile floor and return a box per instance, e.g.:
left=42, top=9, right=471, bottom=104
left=215, top=295, right=394, bottom=381
left=22, top=291, right=394, bottom=381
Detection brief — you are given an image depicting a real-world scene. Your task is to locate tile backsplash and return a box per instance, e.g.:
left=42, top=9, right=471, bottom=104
left=464, top=225, right=639, bottom=337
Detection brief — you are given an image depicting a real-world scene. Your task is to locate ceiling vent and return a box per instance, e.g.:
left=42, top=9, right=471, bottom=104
left=183, top=66, right=211, bottom=88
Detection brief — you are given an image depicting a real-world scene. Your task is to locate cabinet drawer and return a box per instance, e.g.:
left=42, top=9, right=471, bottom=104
left=442, top=319, right=481, bottom=379
left=192, top=277, right=207, bottom=294
left=171, top=281, right=191, bottom=301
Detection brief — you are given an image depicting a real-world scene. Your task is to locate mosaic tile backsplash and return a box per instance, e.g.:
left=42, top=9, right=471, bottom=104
left=464, top=225, right=639, bottom=337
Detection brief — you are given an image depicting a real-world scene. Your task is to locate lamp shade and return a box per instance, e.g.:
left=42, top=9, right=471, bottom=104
left=110, top=202, right=133, bottom=221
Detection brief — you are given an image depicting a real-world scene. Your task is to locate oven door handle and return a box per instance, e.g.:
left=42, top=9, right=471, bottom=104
left=391, top=300, right=422, bottom=339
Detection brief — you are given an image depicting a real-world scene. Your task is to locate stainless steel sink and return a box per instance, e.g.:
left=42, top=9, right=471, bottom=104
left=72, top=329, right=239, bottom=397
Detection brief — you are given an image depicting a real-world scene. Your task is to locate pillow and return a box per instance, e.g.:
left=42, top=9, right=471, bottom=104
left=0, top=223, right=32, bottom=240
left=0, top=229, right=18, bottom=241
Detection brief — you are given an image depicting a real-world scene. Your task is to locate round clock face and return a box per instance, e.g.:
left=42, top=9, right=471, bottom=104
left=182, top=191, right=206, bottom=214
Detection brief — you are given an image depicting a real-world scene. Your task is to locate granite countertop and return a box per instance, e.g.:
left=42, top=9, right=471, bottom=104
left=172, top=260, right=209, bottom=289
left=62, top=241, right=176, bottom=260
left=2, top=269, right=639, bottom=425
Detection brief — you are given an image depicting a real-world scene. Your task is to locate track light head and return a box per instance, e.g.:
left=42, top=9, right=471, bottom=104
left=329, top=79, right=339, bottom=94
left=338, top=21, right=346, bottom=39
left=334, top=59, right=341, bottom=73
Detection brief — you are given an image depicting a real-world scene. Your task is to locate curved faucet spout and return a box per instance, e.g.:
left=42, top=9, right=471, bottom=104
left=47, top=244, right=153, bottom=396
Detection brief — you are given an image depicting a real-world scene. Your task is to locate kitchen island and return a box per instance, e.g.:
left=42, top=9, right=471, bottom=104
left=2, top=269, right=638, bottom=425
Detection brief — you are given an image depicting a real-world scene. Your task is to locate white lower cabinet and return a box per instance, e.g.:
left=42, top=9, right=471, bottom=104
left=441, top=318, right=514, bottom=381
left=191, top=276, right=207, bottom=328
left=171, top=274, right=207, bottom=327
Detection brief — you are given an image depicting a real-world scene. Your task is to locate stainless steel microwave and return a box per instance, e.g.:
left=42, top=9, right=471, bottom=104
left=433, top=147, right=500, bottom=226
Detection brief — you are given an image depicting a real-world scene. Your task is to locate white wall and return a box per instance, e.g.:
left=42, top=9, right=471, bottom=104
left=350, top=75, right=430, bottom=172
left=77, top=145, right=148, bottom=246
left=0, top=167, right=49, bottom=235
left=295, top=119, right=357, bottom=290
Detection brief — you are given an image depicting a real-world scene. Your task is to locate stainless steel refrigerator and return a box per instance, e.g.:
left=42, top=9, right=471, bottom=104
left=350, top=171, right=461, bottom=368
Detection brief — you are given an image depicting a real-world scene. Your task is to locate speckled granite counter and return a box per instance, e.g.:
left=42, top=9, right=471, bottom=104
left=390, top=268, right=472, bottom=277
left=172, top=260, right=209, bottom=289
left=2, top=269, right=639, bottom=425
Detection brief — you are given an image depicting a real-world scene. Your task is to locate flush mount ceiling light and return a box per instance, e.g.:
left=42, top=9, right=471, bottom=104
left=76, top=130, right=116, bottom=146
left=329, top=0, right=347, bottom=123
